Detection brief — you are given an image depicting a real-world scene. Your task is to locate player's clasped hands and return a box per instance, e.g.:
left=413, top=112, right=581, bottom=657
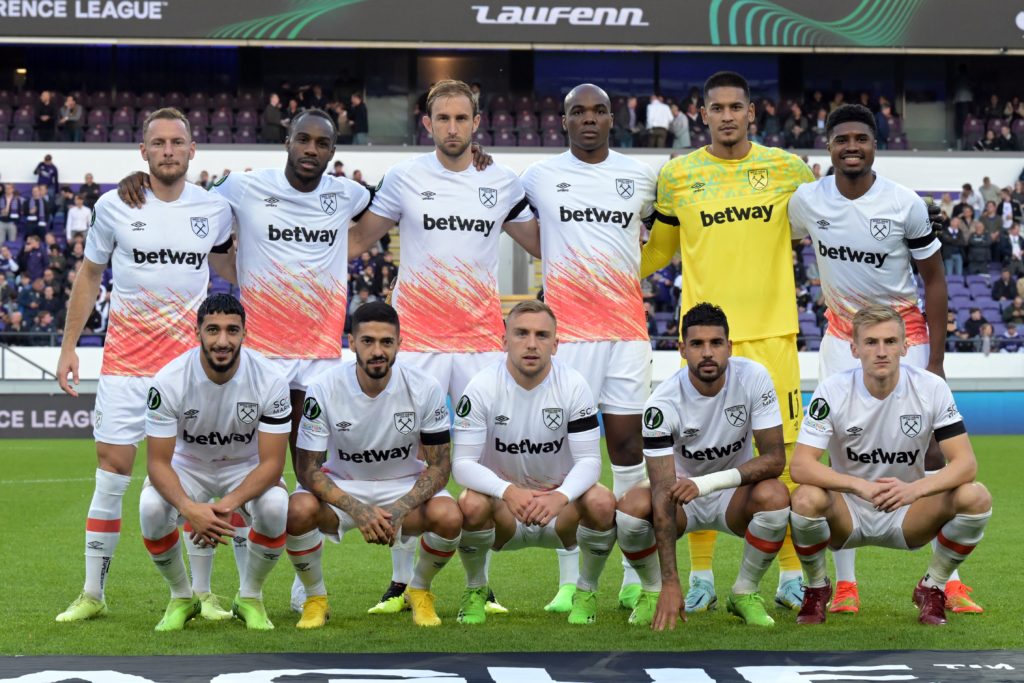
left=523, top=490, right=568, bottom=526
left=871, top=477, right=922, bottom=512
left=668, top=477, right=701, bottom=506
left=182, top=501, right=235, bottom=547
left=352, top=502, right=394, bottom=545
left=502, top=485, right=537, bottom=524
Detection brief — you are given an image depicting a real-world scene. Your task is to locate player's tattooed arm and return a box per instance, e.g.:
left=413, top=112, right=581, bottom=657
left=295, top=446, right=394, bottom=543
left=648, top=453, right=685, bottom=631
left=385, top=442, right=452, bottom=527
left=743, top=425, right=787, bottom=484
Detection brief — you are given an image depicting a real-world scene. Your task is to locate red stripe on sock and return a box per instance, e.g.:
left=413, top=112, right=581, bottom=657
left=183, top=522, right=194, bottom=533
left=745, top=529, right=784, bottom=554
left=287, top=542, right=322, bottom=557
left=622, top=544, right=658, bottom=561
left=143, top=529, right=180, bottom=555
left=794, top=539, right=830, bottom=556
left=230, top=513, right=246, bottom=527
left=420, top=536, right=455, bottom=558
left=86, top=517, right=121, bottom=533
left=937, top=531, right=975, bottom=556
left=248, top=530, right=286, bottom=548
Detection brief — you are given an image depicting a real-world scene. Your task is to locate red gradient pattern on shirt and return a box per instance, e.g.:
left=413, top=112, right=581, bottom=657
left=101, top=289, right=197, bottom=377
left=824, top=288, right=928, bottom=345
left=394, top=256, right=504, bottom=353
left=544, top=249, right=648, bottom=342
left=241, top=266, right=347, bottom=359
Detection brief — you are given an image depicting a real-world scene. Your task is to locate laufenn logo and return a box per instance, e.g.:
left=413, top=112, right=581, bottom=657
left=494, top=437, right=564, bottom=454
left=132, top=249, right=206, bottom=270
left=559, top=206, right=633, bottom=227
left=846, top=446, right=919, bottom=466
left=818, top=240, right=888, bottom=268
left=268, top=225, right=338, bottom=245
left=183, top=429, right=255, bottom=446
left=423, top=214, right=495, bottom=237
left=471, top=5, right=648, bottom=26
left=337, top=443, right=412, bottom=463
left=681, top=435, right=746, bottom=461
left=700, top=204, right=773, bottom=227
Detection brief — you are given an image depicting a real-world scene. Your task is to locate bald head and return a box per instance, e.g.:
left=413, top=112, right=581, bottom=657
left=563, top=83, right=610, bottom=112
left=563, top=83, right=613, bottom=158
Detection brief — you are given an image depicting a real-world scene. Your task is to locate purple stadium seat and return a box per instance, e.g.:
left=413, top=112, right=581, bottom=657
left=1013, top=118, right=1024, bottom=144
left=418, top=130, right=434, bottom=146
left=9, top=125, right=32, bottom=142
left=192, top=128, right=207, bottom=144
left=962, top=116, right=985, bottom=148
left=88, top=90, right=110, bottom=110
left=109, top=127, right=133, bottom=144
left=0, top=90, right=11, bottom=107
left=886, top=115, right=903, bottom=134
left=987, top=118, right=1006, bottom=135
left=84, top=126, right=108, bottom=143
left=489, top=94, right=510, bottom=114
left=491, top=112, right=514, bottom=131
left=210, top=107, right=234, bottom=129
left=807, top=338, right=821, bottom=351
left=693, top=131, right=711, bottom=147
left=538, top=95, right=559, bottom=113
left=209, top=127, right=231, bottom=143
left=211, top=92, right=233, bottom=110
left=188, top=92, right=209, bottom=111
left=113, top=91, right=136, bottom=109
left=540, top=112, right=561, bottom=131
left=235, top=108, right=258, bottom=128
left=799, top=320, right=821, bottom=336
left=111, top=107, right=133, bottom=128
left=0, top=126, right=8, bottom=142
left=139, top=91, right=161, bottom=109
left=541, top=130, right=565, bottom=147
left=86, top=108, right=110, bottom=127
left=493, top=130, right=517, bottom=146
left=79, top=335, right=104, bottom=347
left=233, top=128, right=256, bottom=144
left=235, top=91, right=260, bottom=110
left=0, top=106, right=9, bottom=126
left=164, top=92, right=185, bottom=109
left=518, top=130, right=540, bottom=146
left=513, top=95, right=535, bottom=113
left=12, top=107, right=34, bottom=127
left=187, top=109, right=209, bottom=129
left=887, top=135, right=908, bottom=150
left=14, top=90, right=35, bottom=108
left=813, top=134, right=828, bottom=149
left=764, top=133, right=784, bottom=148
left=472, top=131, right=492, bottom=146
left=135, top=108, right=155, bottom=127
left=517, top=111, right=537, bottom=132
left=476, top=112, right=490, bottom=132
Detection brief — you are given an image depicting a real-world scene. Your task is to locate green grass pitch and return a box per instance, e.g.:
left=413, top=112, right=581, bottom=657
left=0, top=436, right=1019, bottom=655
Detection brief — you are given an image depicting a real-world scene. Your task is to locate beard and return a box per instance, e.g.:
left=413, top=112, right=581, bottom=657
left=202, top=344, right=240, bottom=374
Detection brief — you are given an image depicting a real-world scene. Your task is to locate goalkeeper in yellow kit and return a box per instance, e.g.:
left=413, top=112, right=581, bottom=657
left=641, top=71, right=814, bottom=614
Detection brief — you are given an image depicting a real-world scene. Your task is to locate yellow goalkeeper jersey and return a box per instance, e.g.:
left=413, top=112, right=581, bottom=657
left=642, top=142, right=814, bottom=342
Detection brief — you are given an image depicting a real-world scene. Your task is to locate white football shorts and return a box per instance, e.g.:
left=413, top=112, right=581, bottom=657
left=555, top=340, right=652, bottom=414
left=93, top=374, right=151, bottom=445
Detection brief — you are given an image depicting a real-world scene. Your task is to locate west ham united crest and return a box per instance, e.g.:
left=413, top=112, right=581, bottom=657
left=543, top=408, right=563, bottom=430
left=724, top=404, right=747, bottom=427
left=900, top=414, right=922, bottom=438
left=870, top=217, right=891, bottom=241
left=320, top=192, right=337, bottom=215
left=236, top=402, right=257, bottom=424
left=479, top=187, right=497, bottom=208
left=616, top=178, right=634, bottom=199
left=190, top=217, right=209, bottom=238
left=748, top=169, right=768, bottom=191
left=394, top=411, right=415, bottom=434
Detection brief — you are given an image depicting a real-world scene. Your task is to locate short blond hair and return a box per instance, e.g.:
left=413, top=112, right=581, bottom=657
left=426, top=79, right=479, bottom=117
left=852, top=304, right=905, bottom=341
left=507, top=299, right=556, bottom=327
left=142, top=107, right=191, bottom=141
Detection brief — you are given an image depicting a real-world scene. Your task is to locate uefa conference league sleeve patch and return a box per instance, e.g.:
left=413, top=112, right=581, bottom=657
left=302, top=397, right=322, bottom=421
left=807, top=397, right=829, bottom=420
left=147, top=387, right=161, bottom=411
left=455, top=395, right=471, bottom=418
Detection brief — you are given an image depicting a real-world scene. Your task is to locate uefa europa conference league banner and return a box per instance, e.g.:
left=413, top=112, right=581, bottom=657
left=1, top=0, right=1024, bottom=50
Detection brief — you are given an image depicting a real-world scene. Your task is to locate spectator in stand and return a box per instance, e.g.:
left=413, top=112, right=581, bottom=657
left=683, top=100, right=702, bottom=134
left=784, top=102, right=812, bottom=148
left=954, top=183, right=984, bottom=217
left=997, top=188, right=1021, bottom=229
left=332, top=101, right=353, bottom=144
left=1000, top=323, right=1023, bottom=353
left=39, top=285, right=62, bottom=317
left=1005, top=97, right=1024, bottom=121
left=346, top=285, right=377, bottom=317
left=748, top=121, right=764, bottom=145
left=281, top=97, right=301, bottom=131
left=79, top=173, right=101, bottom=209
left=351, top=169, right=369, bottom=188
left=1003, top=296, right=1024, bottom=325
left=329, top=160, right=345, bottom=177
left=65, top=194, right=91, bottom=241
left=356, top=265, right=377, bottom=297
left=645, top=93, right=672, bottom=148
left=966, top=222, right=992, bottom=275
left=975, top=322, right=996, bottom=354
left=811, top=107, right=828, bottom=136
left=24, top=185, right=49, bottom=239
left=261, top=93, right=284, bottom=144
left=34, top=154, right=59, bottom=201
left=0, top=183, right=22, bottom=242
left=2, top=310, right=27, bottom=344
left=999, top=222, right=1024, bottom=276
left=305, top=84, right=329, bottom=110
left=805, top=90, right=826, bottom=115
left=979, top=176, right=1000, bottom=205
left=980, top=201, right=1001, bottom=233
left=350, top=92, right=369, bottom=145
left=857, top=91, right=876, bottom=112
left=41, top=267, right=62, bottom=298
left=1012, top=180, right=1024, bottom=206
left=939, top=192, right=955, bottom=218
left=874, top=103, right=892, bottom=150
left=30, top=309, right=56, bottom=346
left=669, top=103, right=690, bottom=149
left=983, top=94, right=1003, bottom=120
left=963, top=307, right=988, bottom=340
left=18, top=277, right=44, bottom=318
left=828, top=91, right=845, bottom=112
left=975, top=129, right=997, bottom=151
left=614, top=97, right=638, bottom=148
left=939, top=216, right=968, bottom=275
left=0, top=246, right=17, bottom=278
left=994, top=125, right=1019, bottom=152
left=649, top=254, right=681, bottom=312
left=992, top=268, right=1017, bottom=302
left=758, top=99, right=781, bottom=139
left=65, top=240, right=85, bottom=274
left=35, top=91, right=57, bottom=142
left=53, top=186, right=74, bottom=219
left=58, top=95, right=83, bottom=143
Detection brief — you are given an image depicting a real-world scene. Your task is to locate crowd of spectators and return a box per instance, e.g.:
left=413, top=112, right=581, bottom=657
left=960, top=92, right=1024, bottom=151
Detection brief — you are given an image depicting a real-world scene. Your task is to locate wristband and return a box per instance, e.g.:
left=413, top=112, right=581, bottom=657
left=689, top=468, right=742, bottom=497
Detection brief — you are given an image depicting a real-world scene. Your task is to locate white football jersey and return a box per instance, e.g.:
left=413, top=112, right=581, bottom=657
left=452, top=360, right=599, bottom=491
left=369, top=153, right=532, bottom=353
left=210, top=169, right=371, bottom=359
left=296, top=362, right=451, bottom=481
left=789, top=175, right=940, bottom=345
left=642, top=357, right=782, bottom=478
left=85, top=186, right=233, bottom=377
left=146, top=348, right=292, bottom=463
left=799, top=364, right=964, bottom=483
left=521, top=150, right=657, bottom=343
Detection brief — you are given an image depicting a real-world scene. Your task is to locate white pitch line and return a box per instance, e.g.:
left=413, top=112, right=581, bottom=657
left=0, top=477, right=143, bottom=485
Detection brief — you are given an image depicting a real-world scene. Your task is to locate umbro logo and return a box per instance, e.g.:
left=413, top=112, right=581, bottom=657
left=232, top=536, right=246, bottom=547
left=335, top=421, right=351, bottom=431
left=846, top=426, right=863, bottom=434
left=130, top=221, right=146, bottom=231
left=556, top=183, right=571, bottom=192
left=817, top=219, right=830, bottom=228
left=420, top=191, right=436, bottom=201
left=87, top=541, right=104, bottom=550
left=495, top=415, right=510, bottom=426
left=184, top=409, right=199, bottom=419
left=690, top=182, right=705, bottom=192
left=263, top=196, right=280, bottom=207
left=683, top=428, right=700, bottom=437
